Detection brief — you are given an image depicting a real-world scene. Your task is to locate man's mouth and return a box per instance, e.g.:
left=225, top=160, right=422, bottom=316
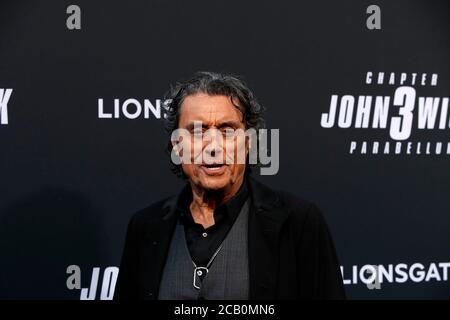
left=202, top=163, right=225, bottom=169
left=200, top=163, right=227, bottom=174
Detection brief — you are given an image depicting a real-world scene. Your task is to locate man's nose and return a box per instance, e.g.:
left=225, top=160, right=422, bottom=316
left=204, top=129, right=224, bottom=157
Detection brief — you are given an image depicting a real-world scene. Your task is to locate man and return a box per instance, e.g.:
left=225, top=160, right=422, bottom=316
left=114, top=71, right=345, bottom=300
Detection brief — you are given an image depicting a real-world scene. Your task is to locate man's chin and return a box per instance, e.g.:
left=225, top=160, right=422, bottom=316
left=197, top=176, right=230, bottom=191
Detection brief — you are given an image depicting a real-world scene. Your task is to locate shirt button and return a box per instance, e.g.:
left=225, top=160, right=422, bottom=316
left=202, top=232, right=208, bottom=238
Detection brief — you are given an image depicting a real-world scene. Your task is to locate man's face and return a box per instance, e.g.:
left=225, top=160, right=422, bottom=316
left=176, top=93, right=248, bottom=192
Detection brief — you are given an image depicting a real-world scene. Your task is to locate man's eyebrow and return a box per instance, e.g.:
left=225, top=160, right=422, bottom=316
left=185, top=122, right=208, bottom=131
left=184, top=120, right=243, bottom=130
left=217, top=121, right=243, bottom=128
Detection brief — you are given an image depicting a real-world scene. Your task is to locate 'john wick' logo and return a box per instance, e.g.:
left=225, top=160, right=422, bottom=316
left=320, top=72, right=450, bottom=155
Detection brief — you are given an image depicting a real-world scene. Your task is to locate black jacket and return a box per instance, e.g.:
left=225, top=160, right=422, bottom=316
left=114, top=176, right=346, bottom=300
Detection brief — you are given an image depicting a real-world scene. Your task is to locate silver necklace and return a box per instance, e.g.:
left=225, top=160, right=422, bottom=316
left=192, top=244, right=223, bottom=290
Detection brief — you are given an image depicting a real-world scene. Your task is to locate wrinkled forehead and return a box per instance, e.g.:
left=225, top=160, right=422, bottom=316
left=179, top=93, right=244, bottom=128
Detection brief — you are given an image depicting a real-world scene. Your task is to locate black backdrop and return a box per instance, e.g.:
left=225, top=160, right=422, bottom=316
left=0, top=0, right=449, bottom=299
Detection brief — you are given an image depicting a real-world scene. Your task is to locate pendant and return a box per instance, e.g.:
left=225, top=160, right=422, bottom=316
left=193, top=267, right=209, bottom=289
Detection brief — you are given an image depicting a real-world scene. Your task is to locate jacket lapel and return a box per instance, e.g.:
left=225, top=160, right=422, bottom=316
left=140, top=196, right=178, bottom=300
left=247, top=176, right=289, bottom=299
